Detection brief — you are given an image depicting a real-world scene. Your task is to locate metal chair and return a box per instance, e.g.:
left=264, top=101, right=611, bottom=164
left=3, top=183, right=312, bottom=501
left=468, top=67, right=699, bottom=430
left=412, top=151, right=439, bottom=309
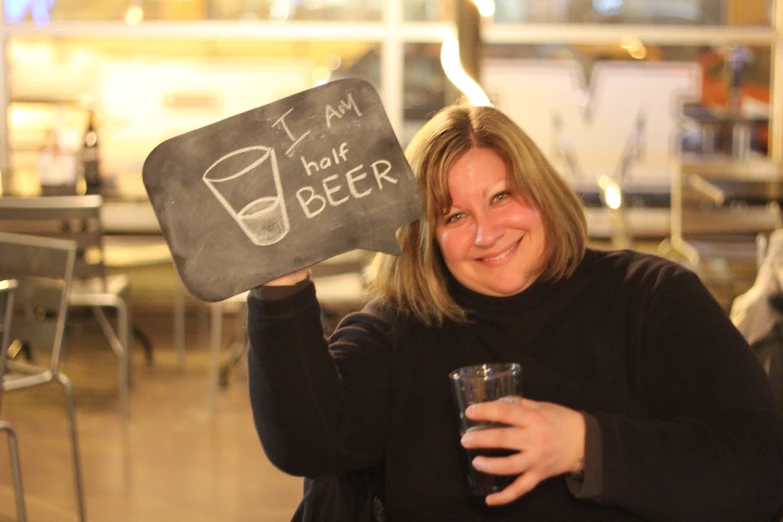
left=0, top=278, right=26, bottom=521
left=0, top=195, right=132, bottom=417
left=0, top=232, right=87, bottom=522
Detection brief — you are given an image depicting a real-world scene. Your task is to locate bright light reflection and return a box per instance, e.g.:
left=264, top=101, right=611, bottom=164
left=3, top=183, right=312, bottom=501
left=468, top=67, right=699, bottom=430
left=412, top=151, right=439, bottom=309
left=312, top=65, right=332, bottom=87
left=325, top=54, right=342, bottom=71
left=472, top=0, right=495, bottom=17
left=124, top=4, right=144, bottom=25
left=620, top=36, right=646, bottom=60
left=598, top=176, right=623, bottom=210
left=68, top=49, right=95, bottom=70
left=10, top=41, right=53, bottom=66
left=440, top=34, right=491, bottom=107
left=269, top=0, right=293, bottom=22
left=629, top=47, right=647, bottom=60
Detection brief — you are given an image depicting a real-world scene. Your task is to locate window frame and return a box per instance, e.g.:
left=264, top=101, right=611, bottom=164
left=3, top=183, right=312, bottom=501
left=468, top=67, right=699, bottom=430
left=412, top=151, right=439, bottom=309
left=0, top=0, right=780, bottom=170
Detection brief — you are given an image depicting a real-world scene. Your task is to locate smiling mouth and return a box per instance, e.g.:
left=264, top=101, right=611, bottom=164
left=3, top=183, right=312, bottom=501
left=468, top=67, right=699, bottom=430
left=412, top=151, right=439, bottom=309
left=478, top=239, right=521, bottom=262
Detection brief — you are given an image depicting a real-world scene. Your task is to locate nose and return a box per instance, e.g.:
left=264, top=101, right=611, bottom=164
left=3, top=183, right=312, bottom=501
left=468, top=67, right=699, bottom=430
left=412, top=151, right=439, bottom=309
left=474, top=214, right=503, bottom=247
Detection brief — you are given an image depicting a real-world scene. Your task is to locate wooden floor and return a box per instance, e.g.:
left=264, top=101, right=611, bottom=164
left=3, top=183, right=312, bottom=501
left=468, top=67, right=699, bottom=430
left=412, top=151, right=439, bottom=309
left=0, top=306, right=304, bottom=522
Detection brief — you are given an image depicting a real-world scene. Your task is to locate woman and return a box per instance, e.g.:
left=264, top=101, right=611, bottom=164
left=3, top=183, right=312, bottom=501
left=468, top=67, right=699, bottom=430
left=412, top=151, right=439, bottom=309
left=247, top=104, right=783, bottom=521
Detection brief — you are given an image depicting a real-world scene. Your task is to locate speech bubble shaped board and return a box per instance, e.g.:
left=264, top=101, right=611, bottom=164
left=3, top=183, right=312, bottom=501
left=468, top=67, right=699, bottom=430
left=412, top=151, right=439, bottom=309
left=143, top=78, right=424, bottom=302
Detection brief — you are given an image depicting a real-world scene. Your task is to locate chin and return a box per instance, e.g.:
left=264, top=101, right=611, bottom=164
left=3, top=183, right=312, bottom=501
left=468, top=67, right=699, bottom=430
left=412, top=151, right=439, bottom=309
left=472, top=278, right=528, bottom=297
left=485, top=272, right=537, bottom=296
left=488, top=285, right=527, bottom=297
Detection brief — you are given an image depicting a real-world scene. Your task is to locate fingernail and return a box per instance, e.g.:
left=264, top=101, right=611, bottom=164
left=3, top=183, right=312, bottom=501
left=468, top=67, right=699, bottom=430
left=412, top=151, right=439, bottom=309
left=465, top=405, right=475, bottom=416
left=461, top=433, right=474, bottom=446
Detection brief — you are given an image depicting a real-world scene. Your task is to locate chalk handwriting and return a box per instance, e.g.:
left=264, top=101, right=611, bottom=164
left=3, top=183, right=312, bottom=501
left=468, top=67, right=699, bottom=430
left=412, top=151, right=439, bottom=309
left=300, top=142, right=349, bottom=176
left=326, top=93, right=363, bottom=128
left=273, top=108, right=311, bottom=157
left=295, top=160, right=398, bottom=219
left=208, top=90, right=395, bottom=232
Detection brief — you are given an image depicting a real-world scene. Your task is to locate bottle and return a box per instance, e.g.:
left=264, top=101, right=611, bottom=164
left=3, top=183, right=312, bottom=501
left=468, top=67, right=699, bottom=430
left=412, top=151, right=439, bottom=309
left=82, top=110, right=101, bottom=194
left=38, top=129, right=61, bottom=188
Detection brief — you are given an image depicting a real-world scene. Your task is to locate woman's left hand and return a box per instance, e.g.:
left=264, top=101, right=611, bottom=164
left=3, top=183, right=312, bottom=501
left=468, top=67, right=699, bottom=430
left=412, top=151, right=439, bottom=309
left=460, top=397, right=586, bottom=506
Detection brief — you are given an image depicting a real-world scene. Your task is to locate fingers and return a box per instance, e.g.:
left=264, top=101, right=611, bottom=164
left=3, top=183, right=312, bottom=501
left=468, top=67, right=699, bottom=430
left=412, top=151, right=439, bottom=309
left=471, top=450, right=528, bottom=476
left=485, top=473, right=540, bottom=506
left=461, top=426, right=528, bottom=453
left=461, top=432, right=541, bottom=505
left=465, top=396, right=536, bottom=427
left=263, top=269, right=310, bottom=286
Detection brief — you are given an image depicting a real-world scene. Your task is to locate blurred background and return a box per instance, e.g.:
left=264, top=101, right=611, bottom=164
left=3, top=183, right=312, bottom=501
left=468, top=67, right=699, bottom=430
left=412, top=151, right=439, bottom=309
left=1, top=1, right=783, bottom=521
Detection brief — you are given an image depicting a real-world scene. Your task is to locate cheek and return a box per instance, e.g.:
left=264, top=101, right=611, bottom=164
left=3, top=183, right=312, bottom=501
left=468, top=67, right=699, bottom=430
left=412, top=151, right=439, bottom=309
left=436, top=228, right=472, bottom=261
left=505, top=204, right=542, bottom=230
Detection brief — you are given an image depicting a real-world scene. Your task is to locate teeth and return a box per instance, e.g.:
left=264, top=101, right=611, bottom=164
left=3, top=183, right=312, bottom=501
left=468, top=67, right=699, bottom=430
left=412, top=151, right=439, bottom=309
left=482, top=242, right=516, bottom=262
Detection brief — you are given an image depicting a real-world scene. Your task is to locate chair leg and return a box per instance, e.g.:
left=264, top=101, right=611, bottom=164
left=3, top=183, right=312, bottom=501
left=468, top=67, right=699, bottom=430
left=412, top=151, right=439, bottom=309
left=219, top=342, right=248, bottom=388
left=219, top=306, right=248, bottom=387
left=54, top=373, right=87, bottom=522
left=116, top=301, right=129, bottom=420
left=126, top=296, right=154, bottom=367
left=91, top=304, right=130, bottom=419
left=131, top=325, right=154, bottom=367
left=17, top=341, right=35, bottom=363
left=173, top=280, right=186, bottom=369
left=0, top=421, right=27, bottom=522
left=209, top=302, right=223, bottom=412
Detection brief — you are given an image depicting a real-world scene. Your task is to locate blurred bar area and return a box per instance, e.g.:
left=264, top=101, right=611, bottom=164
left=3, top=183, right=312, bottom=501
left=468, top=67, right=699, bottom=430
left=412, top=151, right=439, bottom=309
left=2, top=0, right=783, bottom=520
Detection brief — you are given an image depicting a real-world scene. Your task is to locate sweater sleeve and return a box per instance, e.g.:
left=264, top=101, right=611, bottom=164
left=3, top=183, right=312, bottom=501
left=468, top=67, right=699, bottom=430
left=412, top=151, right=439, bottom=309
left=246, top=281, right=395, bottom=477
left=590, top=268, right=783, bottom=521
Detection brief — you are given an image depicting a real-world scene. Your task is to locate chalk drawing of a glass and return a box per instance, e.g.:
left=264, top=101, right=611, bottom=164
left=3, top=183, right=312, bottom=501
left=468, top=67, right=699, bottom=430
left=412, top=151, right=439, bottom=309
left=203, top=146, right=289, bottom=246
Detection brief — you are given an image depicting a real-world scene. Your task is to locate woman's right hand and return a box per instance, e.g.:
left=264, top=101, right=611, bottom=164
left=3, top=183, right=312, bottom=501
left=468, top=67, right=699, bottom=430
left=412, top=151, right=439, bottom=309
left=263, top=269, right=310, bottom=287
left=460, top=397, right=586, bottom=505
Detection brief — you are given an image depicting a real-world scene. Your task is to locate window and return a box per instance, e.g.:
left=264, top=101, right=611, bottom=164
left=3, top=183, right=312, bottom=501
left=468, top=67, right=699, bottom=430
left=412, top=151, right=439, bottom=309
left=6, top=37, right=380, bottom=196
left=404, top=0, right=768, bottom=25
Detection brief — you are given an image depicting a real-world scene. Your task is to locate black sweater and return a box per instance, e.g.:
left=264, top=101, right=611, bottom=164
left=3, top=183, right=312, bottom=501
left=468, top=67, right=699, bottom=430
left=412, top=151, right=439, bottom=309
left=247, top=248, right=783, bottom=521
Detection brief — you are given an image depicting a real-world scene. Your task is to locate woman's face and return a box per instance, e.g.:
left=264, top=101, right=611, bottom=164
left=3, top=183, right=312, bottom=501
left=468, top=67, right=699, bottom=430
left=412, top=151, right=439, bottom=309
left=434, top=147, right=546, bottom=297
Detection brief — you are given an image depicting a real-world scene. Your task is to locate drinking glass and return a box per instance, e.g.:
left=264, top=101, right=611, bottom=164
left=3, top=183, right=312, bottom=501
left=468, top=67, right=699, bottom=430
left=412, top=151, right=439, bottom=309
left=449, top=362, right=523, bottom=496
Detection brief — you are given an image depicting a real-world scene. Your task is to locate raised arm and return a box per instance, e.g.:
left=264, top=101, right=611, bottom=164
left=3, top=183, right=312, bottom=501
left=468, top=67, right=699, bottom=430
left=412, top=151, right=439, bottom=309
left=246, top=280, right=395, bottom=477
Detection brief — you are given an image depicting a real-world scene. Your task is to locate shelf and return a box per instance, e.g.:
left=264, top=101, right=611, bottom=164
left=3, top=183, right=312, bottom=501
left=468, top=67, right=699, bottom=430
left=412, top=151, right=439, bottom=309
left=681, top=158, right=783, bottom=182
left=668, top=155, right=783, bottom=268
left=681, top=206, right=780, bottom=235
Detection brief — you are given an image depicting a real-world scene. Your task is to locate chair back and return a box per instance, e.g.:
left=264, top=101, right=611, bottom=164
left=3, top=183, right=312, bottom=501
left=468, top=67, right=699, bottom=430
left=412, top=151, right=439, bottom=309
left=0, top=232, right=77, bottom=375
left=0, top=278, right=17, bottom=412
left=0, top=196, right=106, bottom=282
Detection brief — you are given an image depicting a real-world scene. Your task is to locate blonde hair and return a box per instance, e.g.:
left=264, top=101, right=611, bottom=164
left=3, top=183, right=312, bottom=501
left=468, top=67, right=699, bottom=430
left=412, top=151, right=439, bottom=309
left=365, top=104, right=586, bottom=325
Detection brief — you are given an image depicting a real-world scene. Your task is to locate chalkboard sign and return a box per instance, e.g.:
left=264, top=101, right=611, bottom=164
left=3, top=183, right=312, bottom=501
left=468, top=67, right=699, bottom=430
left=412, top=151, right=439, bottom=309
left=143, top=78, right=424, bottom=302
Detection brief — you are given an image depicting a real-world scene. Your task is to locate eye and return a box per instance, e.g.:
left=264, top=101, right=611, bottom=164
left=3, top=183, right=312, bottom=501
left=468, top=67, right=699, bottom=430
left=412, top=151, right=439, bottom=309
left=444, top=212, right=464, bottom=224
left=492, top=191, right=511, bottom=203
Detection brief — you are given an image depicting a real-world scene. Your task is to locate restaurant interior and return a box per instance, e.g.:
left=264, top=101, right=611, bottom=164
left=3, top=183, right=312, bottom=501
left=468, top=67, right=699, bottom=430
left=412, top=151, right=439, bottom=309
left=1, top=0, right=783, bottom=520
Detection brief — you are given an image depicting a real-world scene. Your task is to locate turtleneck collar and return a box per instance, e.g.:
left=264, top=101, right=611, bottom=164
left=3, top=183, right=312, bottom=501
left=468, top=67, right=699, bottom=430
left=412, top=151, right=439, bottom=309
left=445, top=249, right=593, bottom=321
left=446, top=269, right=558, bottom=318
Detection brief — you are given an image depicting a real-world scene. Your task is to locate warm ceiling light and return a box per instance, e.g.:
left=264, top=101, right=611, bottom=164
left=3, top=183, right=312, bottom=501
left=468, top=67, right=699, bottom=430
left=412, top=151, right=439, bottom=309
left=598, top=176, right=623, bottom=210
left=620, top=36, right=646, bottom=60
left=471, top=0, right=495, bottom=17
left=311, top=65, right=332, bottom=86
left=440, top=33, right=491, bottom=107
left=269, top=0, right=293, bottom=22
left=629, top=46, right=647, bottom=60
left=124, top=4, right=144, bottom=26
left=325, top=54, right=342, bottom=71
left=620, top=36, right=642, bottom=51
